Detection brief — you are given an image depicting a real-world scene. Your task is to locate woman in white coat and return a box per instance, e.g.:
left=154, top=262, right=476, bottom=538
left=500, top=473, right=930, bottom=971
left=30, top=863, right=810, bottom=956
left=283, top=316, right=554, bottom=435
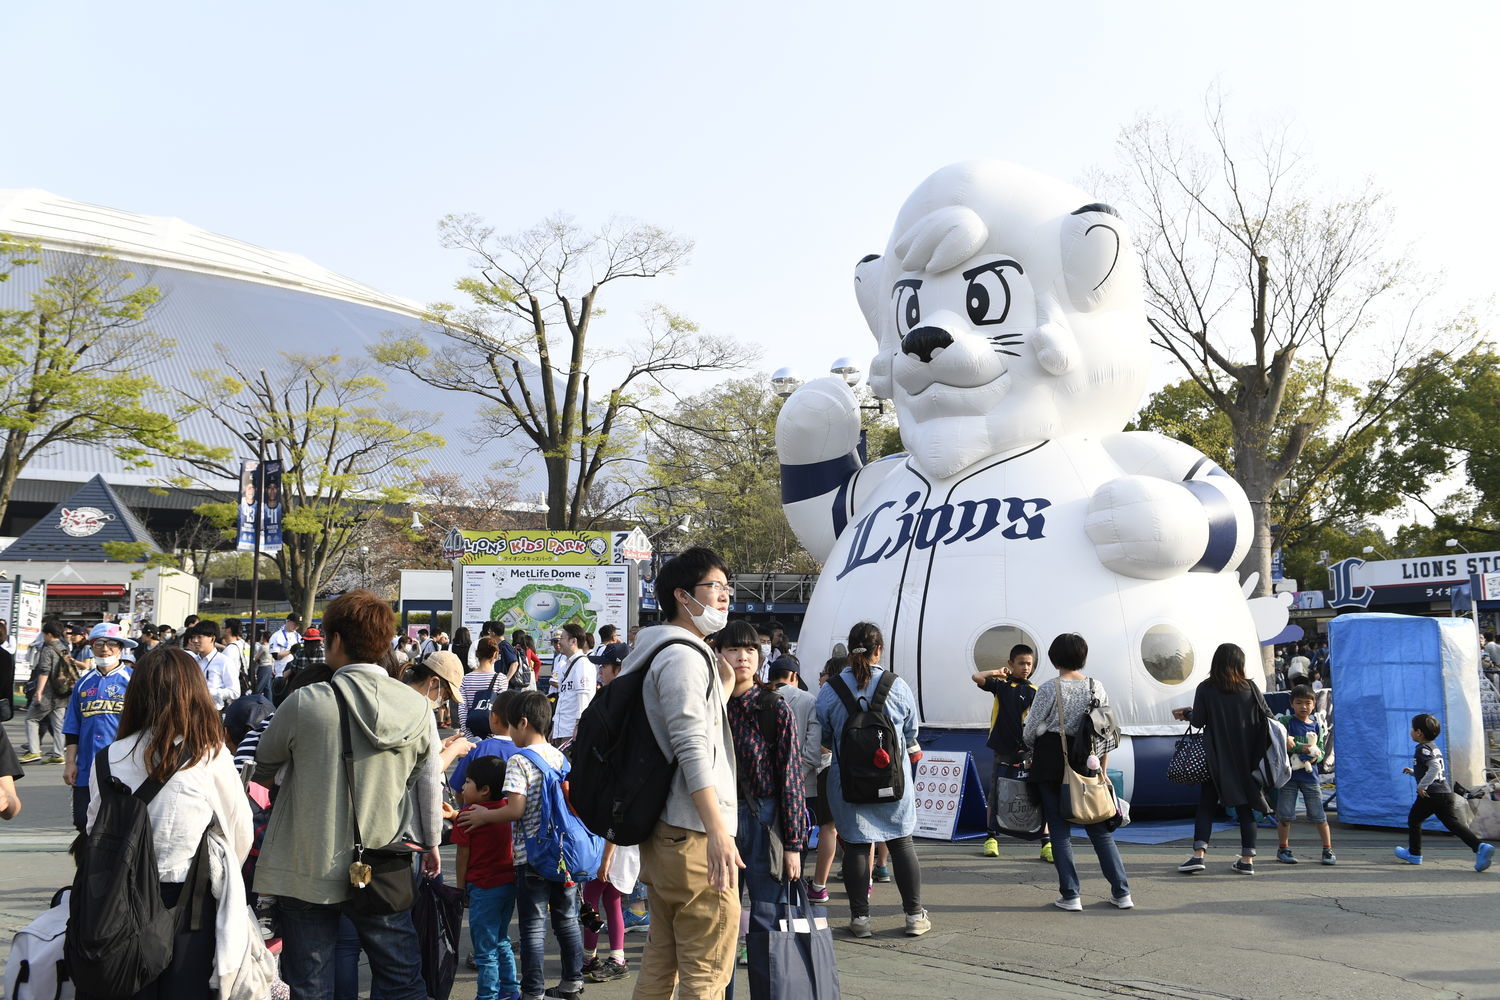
left=87, top=645, right=266, bottom=999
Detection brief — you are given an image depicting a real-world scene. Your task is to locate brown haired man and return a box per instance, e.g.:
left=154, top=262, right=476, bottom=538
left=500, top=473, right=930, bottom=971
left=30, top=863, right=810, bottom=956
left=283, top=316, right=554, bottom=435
left=253, top=590, right=438, bottom=999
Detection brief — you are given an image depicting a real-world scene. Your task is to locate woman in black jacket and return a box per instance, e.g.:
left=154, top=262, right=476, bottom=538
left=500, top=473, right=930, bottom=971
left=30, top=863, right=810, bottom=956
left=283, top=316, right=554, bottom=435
left=1172, top=643, right=1272, bottom=875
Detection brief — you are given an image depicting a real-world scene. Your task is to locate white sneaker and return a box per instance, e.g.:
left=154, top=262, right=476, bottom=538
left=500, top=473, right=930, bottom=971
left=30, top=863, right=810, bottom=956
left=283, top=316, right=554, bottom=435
left=848, top=915, right=873, bottom=938
left=1109, top=893, right=1134, bottom=909
left=904, top=909, right=931, bottom=936
left=1053, top=896, right=1083, bottom=911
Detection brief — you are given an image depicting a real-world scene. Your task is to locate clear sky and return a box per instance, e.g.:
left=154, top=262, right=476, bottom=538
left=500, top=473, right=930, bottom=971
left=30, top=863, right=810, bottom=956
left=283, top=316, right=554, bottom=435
left=3, top=1, right=1495, bottom=396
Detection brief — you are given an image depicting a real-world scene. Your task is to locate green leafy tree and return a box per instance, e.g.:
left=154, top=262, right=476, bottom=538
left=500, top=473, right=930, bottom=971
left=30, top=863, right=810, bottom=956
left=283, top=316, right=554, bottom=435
left=374, top=213, right=755, bottom=530
left=177, top=351, right=444, bottom=622
left=639, top=376, right=898, bottom=572
left=0, top=236, right=208, bottom=526
left=1117, top=97, right=1469, bottom=622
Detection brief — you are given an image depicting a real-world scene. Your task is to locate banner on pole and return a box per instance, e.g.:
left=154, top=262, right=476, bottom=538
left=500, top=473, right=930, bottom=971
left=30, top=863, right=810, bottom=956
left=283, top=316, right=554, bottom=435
left=236, top=459, right=285, bottom=554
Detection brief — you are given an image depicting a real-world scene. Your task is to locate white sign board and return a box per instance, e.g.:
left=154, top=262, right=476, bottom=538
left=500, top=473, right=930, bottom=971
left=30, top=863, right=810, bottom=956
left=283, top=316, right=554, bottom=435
left=459, top=564, right=629, bottom=652
left=1482, top=572, right=1500, bottom=603
left=912, top=750, right=971, bottom=839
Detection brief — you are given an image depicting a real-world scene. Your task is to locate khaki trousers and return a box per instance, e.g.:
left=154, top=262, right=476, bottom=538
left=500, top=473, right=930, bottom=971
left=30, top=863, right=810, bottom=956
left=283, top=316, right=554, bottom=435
left=632, top=820, right=740, bottom=1000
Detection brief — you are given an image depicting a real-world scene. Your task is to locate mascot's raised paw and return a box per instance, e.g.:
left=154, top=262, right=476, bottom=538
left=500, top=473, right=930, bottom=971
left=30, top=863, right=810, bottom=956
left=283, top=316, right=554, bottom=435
left=775, top=376, right=861, bottom=466
left=1085, top=475, right=1207, bottom=580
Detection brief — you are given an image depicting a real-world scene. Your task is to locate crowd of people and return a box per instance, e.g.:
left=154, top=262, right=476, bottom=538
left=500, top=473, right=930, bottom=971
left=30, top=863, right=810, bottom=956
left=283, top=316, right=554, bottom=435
left=1, top=546, right=1497, bottom=1000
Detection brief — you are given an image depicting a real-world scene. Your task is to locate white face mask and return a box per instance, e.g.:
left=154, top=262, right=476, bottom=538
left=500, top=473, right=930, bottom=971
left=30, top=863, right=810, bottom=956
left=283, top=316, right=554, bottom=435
left=759, top=643, right=772, bottom=659
left=428, top=680, right=446, bottom=707
left=682, top=593, right=729, bottom=636
left=94, top=654, right=121, bottom=670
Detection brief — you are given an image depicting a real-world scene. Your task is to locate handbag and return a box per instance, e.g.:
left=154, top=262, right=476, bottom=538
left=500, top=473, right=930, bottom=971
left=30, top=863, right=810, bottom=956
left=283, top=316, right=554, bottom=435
left=747, top=880, right=840, bottom=1000
left=413, top=875, right=465, bottom=1000
left=1057, top=682, right=1117, bottom=826
left=1167, top=724, right=1211, bottom=784
left=331, top=681, right=424, bottom=916
left=990, top=772, right=1043, bottom=836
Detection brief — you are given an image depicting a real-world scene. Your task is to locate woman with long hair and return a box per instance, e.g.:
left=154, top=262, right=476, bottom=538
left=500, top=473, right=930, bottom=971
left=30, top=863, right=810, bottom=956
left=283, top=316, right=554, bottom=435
left=452, top=625, right=473, bottom=671
left=814, top=622, right=928, bottom=937
left=714, top=620, right=807, bottom=974
left=86, top=646, right=258, bottom=998
left=1172, top=642, right=1273, bottom=875
left=1022, top=632, right=1131, bottom=910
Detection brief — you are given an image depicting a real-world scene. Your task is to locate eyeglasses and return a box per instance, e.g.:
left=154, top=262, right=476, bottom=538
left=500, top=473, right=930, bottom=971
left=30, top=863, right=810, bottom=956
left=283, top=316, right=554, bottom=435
left=694, top=581, right=734, bottom=594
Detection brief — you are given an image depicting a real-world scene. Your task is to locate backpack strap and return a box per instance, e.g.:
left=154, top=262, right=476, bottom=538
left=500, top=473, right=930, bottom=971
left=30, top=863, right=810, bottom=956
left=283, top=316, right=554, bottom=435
left=867, top=670, right=897, bottom=714
left=516, top=745, right=569, bottom=781
left=828, top=674, right=863, bottom=716
left=95, top=744, right=195, bottom=806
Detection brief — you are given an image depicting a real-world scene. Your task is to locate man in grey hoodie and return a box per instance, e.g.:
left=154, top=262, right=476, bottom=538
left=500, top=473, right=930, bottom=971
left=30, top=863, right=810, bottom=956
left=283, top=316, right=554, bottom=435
left=622, top=547, right=741, bottom=1000
left=253, top=589, right=434, bottom=1000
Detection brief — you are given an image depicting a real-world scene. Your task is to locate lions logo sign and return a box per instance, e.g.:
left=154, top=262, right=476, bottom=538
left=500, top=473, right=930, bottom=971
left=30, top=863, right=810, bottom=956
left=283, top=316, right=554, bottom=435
left=58, top=507, right=115, bottom=538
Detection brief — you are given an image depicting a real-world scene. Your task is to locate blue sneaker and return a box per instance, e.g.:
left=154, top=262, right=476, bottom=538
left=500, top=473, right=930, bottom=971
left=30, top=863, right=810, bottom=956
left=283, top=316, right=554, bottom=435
left=1394, top=847, right=1422, bottom=865
left=1476, top=843, right=1495, bottom=872
left=624, top=909, right=650, bottom=932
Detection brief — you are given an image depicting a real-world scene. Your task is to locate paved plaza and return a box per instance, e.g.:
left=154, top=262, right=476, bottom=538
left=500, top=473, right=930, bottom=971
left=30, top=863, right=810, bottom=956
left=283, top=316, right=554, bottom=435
left=3, top=719, right=1495, bottom=1000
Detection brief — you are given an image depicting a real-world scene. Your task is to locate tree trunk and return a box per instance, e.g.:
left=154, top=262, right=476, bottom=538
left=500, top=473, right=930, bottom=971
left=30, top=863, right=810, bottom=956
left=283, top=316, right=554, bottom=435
left=1234, top=447, right=1278, bottom=682
left=545, top=455, right=569, bottom=530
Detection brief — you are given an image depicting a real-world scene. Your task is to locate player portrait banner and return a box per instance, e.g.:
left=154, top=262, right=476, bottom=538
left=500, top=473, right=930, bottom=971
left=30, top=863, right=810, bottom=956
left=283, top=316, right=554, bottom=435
left=236, top=459, right=258, bottom=551
left=260, top=460, right=284, bottom=553
left=235, top=458, right=286, bottom=553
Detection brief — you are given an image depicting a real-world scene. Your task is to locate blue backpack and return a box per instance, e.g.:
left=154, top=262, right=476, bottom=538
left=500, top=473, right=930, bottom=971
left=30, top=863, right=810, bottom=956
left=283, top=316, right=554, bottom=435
left=515, top=747, right=605, bottom=884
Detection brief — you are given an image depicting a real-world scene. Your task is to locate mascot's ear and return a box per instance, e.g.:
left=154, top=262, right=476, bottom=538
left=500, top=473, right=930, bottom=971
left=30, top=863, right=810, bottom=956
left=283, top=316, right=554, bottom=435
left=854, top=254, right=894, bottom=398
left=1061, top=203, right=1133, bottom=312
left=853, top=253, right=883, bottom=334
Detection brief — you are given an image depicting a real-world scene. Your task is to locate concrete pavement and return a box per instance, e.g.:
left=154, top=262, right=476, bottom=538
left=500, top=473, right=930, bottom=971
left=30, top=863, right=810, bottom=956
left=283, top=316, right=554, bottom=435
left=3, top=717, right=1497, bottom=999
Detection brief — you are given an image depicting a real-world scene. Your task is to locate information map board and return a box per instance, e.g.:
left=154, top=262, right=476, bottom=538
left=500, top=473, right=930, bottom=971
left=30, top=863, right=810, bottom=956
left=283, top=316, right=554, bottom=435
left=912, top=750, right=989, bottom=841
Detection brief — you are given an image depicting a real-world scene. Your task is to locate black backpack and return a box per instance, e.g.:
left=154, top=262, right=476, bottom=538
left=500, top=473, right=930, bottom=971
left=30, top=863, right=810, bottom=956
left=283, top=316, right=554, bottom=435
left=570, top=638, right=714, bottom=846
left=830, top=671, right=904, bottom=804
left=66, top=748, right=211, bottom=999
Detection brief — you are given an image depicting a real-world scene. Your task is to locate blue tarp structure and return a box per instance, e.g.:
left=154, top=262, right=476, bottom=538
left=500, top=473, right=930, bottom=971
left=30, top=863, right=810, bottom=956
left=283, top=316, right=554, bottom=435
left=1329, top=614, right=1484, bottom=829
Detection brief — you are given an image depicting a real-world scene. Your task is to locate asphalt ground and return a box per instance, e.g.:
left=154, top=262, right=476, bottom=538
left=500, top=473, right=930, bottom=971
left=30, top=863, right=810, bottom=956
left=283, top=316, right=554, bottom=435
left=3, top=717, right=1497, bottom=1000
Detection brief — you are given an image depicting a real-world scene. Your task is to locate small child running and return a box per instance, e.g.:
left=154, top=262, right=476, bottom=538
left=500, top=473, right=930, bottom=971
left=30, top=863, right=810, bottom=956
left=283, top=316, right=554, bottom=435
left=1394, top=713, right=1494, bottom=872
left=1274, top=685, right=1335, bottom=865
left=453, top=755, right=521, bottom=1000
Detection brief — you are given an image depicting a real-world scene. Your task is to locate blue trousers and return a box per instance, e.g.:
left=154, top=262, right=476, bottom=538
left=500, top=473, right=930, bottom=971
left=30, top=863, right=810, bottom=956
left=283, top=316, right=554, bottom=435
left=1036, top=782, right=1129, bottom=901
left=469, top=881, right=520, bottom=1000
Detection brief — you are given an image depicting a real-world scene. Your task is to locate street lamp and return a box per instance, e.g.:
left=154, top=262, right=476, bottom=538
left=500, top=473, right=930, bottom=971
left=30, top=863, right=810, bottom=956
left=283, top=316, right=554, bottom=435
left=1446, top=538, right=1470, bottom=553
left=770, top=367, right=802, bottom=399
left=1362, top=545, right=1390, bottom=559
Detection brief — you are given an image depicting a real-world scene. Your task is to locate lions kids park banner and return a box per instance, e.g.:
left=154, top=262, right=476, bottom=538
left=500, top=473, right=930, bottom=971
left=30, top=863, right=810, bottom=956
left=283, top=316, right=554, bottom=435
left=451, top=530, right=630, bottom=650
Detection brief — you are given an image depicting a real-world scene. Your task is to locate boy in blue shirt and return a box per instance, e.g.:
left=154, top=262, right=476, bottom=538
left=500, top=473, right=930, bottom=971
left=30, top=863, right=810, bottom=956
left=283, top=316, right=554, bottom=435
left=62, top=622, right=135, bottom=831
left=1275, top=686, right=1335, bottom=864
left=1395, top=713, right=1494, bottom=871
left=451, top=690, right=520, bottom=797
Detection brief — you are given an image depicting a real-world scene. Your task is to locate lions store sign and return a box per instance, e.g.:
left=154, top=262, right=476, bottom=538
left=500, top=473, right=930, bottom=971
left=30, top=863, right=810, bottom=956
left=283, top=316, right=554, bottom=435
left=1327, top=550, right=1500, bottom=609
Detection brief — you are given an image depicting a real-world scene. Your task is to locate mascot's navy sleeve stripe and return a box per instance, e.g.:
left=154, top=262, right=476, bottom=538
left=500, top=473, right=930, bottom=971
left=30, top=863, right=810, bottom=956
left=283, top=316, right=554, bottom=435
left=832, top=477, right=851, bottom=537
left=781, top=452, right=862, bottom=506
left=1182, top=480, right=1237, bottom=572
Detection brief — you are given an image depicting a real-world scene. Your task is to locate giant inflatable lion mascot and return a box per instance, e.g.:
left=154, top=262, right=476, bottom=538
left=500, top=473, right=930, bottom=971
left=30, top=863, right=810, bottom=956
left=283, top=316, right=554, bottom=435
left=777, top=161, right=1283, bottom=804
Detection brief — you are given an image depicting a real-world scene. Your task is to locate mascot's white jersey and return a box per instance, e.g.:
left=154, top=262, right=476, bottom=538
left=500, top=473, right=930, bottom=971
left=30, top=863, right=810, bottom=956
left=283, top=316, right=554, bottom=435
left=777, top=161, right=1284, bottom=751
left=799, top=436, right=1259, bottom=733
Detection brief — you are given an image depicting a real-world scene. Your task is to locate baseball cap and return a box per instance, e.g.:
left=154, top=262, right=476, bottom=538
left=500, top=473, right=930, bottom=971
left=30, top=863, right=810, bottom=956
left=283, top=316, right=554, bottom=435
left=302, top=626, right=323, bottom=641
left=88, top=621, right=138, bottom=648
left=424, top=651, right=464, bottom=702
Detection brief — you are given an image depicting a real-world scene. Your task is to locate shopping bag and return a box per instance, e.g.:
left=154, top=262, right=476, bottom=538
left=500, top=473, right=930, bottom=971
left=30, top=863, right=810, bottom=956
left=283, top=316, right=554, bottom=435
left=991, top=774, right=1043, bottom=836
left=747, top=880, right=840, bottom=1000
left=413, top=875, right=465, bottom=1000
left=1166, top=726, right=1210, bottom=784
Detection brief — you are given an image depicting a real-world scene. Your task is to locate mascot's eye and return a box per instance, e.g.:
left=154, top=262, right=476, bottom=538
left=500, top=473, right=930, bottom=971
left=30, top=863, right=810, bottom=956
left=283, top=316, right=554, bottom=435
left=892, top=280, right=922, bottom=333
left=963, top=260, right=1023, bottom=327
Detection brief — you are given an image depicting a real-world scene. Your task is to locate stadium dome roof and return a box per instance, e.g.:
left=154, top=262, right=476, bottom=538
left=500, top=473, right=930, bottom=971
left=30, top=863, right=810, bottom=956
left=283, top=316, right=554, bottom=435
left=0, top=189, right=547, bottom=509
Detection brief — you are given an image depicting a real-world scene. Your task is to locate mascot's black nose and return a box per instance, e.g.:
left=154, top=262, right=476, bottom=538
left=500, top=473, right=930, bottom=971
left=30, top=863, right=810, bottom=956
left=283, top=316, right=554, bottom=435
left=901, top=326, right=953, bottom=363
